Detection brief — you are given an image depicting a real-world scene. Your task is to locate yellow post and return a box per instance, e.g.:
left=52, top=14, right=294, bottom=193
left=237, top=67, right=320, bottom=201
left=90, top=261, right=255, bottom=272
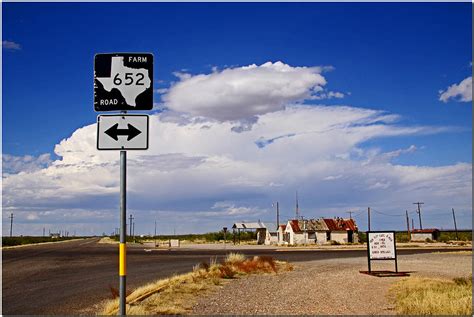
left=119, top=243, right=126, bottom=276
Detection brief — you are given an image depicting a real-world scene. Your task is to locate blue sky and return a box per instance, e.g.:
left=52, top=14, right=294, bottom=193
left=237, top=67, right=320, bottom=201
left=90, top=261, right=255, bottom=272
left=2, top=3, right=472, bottom=235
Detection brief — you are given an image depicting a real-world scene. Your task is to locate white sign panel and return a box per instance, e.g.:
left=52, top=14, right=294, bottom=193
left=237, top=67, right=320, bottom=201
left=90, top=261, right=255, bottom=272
left=97, top=115, right=149, bottom=150
left=368, top=232, right=396, bottom=260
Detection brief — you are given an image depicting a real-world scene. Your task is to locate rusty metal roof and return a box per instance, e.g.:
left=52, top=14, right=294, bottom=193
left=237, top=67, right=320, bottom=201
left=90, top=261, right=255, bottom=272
left=288, top=220, right=301, bottom=233
left=232, top=222, right=266, bottom=229
left=297, top=219, right=329, bottom=232
left=411, top=229, right=439, bottom=233
left=323, top=218, right=358, bottom=231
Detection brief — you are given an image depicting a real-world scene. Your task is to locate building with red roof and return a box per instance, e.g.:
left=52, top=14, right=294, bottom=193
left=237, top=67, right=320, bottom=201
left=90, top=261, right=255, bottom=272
left=282, top=217, right=359, bottom=245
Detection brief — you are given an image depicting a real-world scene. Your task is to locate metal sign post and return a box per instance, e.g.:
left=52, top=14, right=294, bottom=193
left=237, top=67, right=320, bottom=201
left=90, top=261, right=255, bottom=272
left=119, top=150, right=127, bottom=315
left=95, top=52, right=153, bottom=316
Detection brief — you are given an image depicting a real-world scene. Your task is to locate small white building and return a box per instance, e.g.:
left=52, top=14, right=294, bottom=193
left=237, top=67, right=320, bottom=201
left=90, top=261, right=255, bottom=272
left=232, top=221, right=267, bottom=244
left=282, top=218, right=359, bottom=245
left=411, top=229, right=440, bottom=241
left=322, top=218, right=359, bottom=244
left=283, top=219, right=330, bottom=245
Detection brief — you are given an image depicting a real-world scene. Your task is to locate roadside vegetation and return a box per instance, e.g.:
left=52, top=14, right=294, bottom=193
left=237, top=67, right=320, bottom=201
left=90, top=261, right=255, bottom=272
left=109, top=230, right=257, bottom=244
left=2, top=236, right=81, bottom=247
left=100, top=253, right=293, bottom=315
left=390, top=276, right=472, bottom=315
left=358, top=231, right=471, bottom=243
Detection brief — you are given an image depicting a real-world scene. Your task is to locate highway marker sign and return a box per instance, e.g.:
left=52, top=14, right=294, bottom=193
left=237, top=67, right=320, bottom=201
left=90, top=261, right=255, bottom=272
left=97, top=115, right=149, bottom=150
left=94, top=53, right=153, bottom=111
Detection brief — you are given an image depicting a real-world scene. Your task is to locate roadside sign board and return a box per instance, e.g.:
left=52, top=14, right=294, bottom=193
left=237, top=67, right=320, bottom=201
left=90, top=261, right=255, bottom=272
left=97, top=115, right=149, bottom=150
left=368, top=231, right=396, bottom=260
left=94, top=53, right=153, bottom=111
left=365, top=231, right=398, bottom=274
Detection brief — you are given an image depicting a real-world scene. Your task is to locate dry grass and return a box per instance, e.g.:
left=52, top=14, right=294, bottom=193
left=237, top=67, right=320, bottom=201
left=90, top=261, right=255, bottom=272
left=99, top=254, right=292, bottom=315
left=389, top=276, right=472, bottom=315
left=431, top=250, right=472, bottom=255
left=97, top=237, right=118, bottom=244
left=224, top=252, right=246, bottom=263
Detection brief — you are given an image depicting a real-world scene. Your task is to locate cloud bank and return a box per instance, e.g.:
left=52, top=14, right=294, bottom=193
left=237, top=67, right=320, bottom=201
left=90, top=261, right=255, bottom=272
left=3, top=62, right=472, bottom=235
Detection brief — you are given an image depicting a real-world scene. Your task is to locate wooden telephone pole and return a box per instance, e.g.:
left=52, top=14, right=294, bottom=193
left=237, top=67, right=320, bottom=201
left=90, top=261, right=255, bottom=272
left=413, top=202, right=424, bottom=230
left=405, top=210, right=411, bottom=241
left=452, top=208, right=459, bottom=240
left=367, top=207, right=371, bottom=231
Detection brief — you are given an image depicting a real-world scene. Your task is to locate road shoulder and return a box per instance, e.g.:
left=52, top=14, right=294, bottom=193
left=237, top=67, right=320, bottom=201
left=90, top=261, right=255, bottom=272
left=192, top=252, right=472, bottom=315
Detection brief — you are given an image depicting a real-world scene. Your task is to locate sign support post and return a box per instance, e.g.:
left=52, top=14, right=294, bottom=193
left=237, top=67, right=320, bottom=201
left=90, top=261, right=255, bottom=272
left=119, top=150, right=127, bottom=315
left=95, top=52, right=154, bottom=316
left=366, top=234, right=372, bottom=273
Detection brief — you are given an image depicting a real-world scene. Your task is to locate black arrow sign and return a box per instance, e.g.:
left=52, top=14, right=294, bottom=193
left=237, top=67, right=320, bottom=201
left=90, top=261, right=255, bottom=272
left=105, top=123, right=142, bottom=141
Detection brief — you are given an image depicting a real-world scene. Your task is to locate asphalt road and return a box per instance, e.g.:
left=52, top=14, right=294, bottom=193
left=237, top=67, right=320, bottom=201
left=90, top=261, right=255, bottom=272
left=2, top=238, right=469, bottom=315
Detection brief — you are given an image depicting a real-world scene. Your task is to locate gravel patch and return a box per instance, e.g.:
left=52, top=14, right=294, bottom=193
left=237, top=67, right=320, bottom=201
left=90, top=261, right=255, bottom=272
left=192, top=253, right=471, bottom=315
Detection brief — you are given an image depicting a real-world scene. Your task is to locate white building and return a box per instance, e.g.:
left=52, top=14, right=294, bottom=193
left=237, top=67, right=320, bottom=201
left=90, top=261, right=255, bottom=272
left=281, top=218, right=359, bottom=245
left=411, top=229, right=440, bottom=241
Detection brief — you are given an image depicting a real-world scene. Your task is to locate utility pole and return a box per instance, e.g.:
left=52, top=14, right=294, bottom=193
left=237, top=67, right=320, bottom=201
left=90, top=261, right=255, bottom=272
left=413, top=202, right=424, bottom=230
left=405, top=210, right=411, bottom=241
left=277, top=202, right=280, bottom=228
left=304, top=219, right=308, bottom=245
left=9, top=213, right=14, bottom=237
left=367, top=207, right=371, bottom=231
left=346, top=211, right=353, bottom=220
left=273, top=202, right=280, bottom=228
left=129, top=214, right=134, bottom=238
left=154, top=220, right=157, bottom=247
left=295, top=191, right=299, bottom=219
left=412, top=218, right=415, bottom=231
left=452, top=208, right=459, bottom=240
left=132, top=221, right=135, bottom=238
left=43, top=227, right=45, bottom=237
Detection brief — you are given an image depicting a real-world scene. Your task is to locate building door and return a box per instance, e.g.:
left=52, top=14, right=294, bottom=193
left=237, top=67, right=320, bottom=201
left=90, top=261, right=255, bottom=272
left=348, top=230, right=353, bottom=243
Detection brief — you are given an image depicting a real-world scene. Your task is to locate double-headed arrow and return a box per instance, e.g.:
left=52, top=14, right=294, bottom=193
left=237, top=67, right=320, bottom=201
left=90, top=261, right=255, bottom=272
left=105, top=123, right=141, bottom=141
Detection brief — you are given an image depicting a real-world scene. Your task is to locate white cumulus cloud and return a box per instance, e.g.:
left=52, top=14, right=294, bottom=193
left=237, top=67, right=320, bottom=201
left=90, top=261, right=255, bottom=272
left=439, top=76, right=472, bottom=103
left=163, top=61, right=328, bottom=121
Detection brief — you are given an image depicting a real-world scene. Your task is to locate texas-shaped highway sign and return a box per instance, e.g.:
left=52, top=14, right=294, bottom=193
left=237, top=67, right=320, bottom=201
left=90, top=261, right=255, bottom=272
left=94, top=53, right=153, bottom=111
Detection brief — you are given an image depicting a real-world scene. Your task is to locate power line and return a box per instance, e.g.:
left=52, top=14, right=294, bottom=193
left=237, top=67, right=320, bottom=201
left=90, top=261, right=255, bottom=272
left=372, top=209, right=405, bottom=217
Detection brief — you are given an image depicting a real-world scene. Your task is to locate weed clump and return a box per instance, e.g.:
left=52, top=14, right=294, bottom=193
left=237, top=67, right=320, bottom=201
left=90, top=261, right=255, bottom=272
left=100, top=253, right=291, bottom=315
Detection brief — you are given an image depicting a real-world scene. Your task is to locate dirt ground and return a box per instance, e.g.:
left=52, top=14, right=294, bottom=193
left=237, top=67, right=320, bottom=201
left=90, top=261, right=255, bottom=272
left=192, top=252, right=472, bottom=315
